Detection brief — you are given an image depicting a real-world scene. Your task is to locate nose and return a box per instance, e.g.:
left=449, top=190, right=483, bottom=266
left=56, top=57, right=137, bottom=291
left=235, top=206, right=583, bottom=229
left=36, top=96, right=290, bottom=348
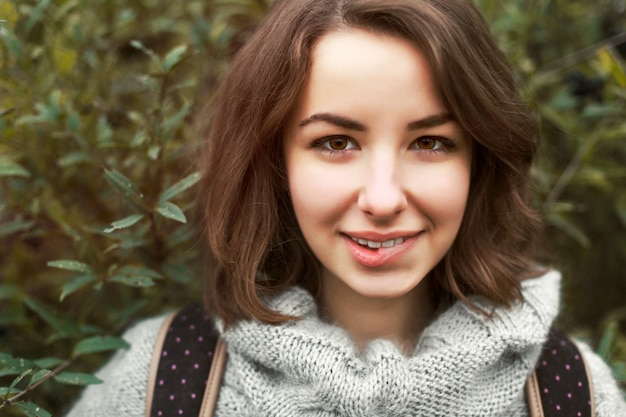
left=357, top=156, right=408, bottom=219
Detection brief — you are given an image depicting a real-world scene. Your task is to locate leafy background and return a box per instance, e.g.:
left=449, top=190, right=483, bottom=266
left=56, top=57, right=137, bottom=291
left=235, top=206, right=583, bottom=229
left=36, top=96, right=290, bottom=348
left=0, top=0, right=624, bottom=415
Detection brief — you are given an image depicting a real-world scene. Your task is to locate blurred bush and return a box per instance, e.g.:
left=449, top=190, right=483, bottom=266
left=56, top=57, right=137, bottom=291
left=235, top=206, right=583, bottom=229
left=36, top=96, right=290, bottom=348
left=0, top=0, right=271, bottom=414
left=477, top=0, right=626, bottom=386
left=0, top=0, right=624, bottom=414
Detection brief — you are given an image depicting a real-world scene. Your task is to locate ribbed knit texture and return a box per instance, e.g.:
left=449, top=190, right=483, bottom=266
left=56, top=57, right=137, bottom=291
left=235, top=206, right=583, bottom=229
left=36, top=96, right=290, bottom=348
left=65, top=270, right=626, bottom=417
left=215, top=271, right=559, bottom=417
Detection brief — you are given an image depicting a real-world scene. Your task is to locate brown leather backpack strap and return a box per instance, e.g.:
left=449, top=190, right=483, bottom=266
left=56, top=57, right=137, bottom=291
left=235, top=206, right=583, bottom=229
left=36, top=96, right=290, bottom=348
left=146, top=310, right=178, bottom=417
left=199, top=337, right=227, bottom=417
left=526, top=370, right=544, bottom=417
left=526, top=328, right=595, bottom=417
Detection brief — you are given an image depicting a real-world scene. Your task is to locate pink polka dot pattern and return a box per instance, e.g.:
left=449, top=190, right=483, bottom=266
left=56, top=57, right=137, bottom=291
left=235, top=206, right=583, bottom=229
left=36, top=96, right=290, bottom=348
left=150, top=305, right=218, bottom=417
left=534, top=328, right=592, bottom=416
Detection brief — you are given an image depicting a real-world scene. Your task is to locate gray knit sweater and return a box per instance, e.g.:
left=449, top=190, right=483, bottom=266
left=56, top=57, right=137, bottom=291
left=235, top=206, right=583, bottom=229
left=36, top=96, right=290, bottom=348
left=66, top=270, right=626, bottom=416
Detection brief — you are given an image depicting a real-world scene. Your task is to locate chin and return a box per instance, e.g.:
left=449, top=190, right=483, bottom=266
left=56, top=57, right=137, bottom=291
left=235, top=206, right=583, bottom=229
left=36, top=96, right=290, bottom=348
left=345, top=273, right=427, bottom=301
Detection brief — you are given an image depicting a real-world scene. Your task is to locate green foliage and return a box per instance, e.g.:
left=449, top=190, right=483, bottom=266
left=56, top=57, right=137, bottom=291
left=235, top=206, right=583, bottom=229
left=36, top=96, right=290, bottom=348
left=597, top=321, right=626, bottom=391
left=0, top=0, right=271, bottom=414
left=476, top=0, right=626, bottom=391
left=0, top=0, right=624, bottom=414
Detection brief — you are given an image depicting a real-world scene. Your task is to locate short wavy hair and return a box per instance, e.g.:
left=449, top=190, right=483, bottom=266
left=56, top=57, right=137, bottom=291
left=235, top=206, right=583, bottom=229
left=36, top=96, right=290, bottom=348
left=198, top=0, right=541, bottom=326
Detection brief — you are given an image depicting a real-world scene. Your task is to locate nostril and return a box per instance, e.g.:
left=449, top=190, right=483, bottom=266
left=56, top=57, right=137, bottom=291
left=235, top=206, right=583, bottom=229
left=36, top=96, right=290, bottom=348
left=358, top=192, right=408, bottom=218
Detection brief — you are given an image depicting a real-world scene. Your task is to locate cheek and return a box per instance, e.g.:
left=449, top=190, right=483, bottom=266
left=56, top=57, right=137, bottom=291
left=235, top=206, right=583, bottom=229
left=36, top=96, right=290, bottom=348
left=413, top=163, right=471, bottom=226
left=288, top=163, right=355, bottom=224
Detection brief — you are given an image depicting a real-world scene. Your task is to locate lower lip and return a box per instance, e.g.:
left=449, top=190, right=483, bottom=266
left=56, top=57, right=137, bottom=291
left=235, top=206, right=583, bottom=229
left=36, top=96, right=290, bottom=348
left=343, top=234, right=419, bottom=268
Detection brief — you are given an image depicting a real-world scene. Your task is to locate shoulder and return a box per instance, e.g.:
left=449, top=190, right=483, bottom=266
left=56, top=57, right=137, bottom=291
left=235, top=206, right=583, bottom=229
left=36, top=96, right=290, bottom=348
left=64, top=314, right=169, bottom=417
left=574, top=339, right=626, bottom=416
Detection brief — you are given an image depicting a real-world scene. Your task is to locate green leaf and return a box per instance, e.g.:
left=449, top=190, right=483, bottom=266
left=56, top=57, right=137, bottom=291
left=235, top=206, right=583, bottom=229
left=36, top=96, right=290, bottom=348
left=0, top=357, right=34, bottom=377
left=24, top=298, right=82, bottom=338
left=130, top=130, right=148, bottom=147
left=104, top=214, right=145, bottom=233
left=0, top=158, right=30, bottom=178
left=163, top=44, right=188, bottom=72
left=65, top=110, right=81, bottom=132
left=73, top=336, right=130, bottom=357
left=109, top=273, right=155, bottom=288
left=54, top=372, right=102, bottom=386
left=582, top=103, right=624, bottom=118
left=117, top=8, right=136, bottom=26
left=15, top=401, right=51, bottom=417
left=58, top=151, right=96, bottom=167
left=33, top=357, right=63, bottom=369
left=116, top=265, right=163, bottom=279
left=118, top=237, right=150, bottom=250
left=104, top=169, right=144, bottom=200
left=16, top=91, right=62, bottom=125
left=0, top=386, right=20, bottom=396
left=1, top=34, right=23, bottom=62
left=29, top=369, right=52, bottom=385
left=0, top=219, right=35, bottom=239
left=544, top=212, right=591, bottom=248
left=611, top=362, right=626, bottom=383
left=597, top=321, right=617, bottom=362
left=549, top=88, right=577, bottom=110
left=148, top=145, right=160, bottom=160
left=162, top=103, right=191, bottom=137
left=0, top=353, right=13, bottom=363
left=159, top=171, right=201, bottom=203
left=9, top=369, right=33, bottom=391
left=97, top=116, right=114, bottom=146
left=129, top=39, right=161, bottom=68
left=79, top=322, right=103, bottom=335
left=129, top=39, right=145, bottom=51
left=156, top=201, right=187, bottom=223
left=60, top=274, right=98, bottom=301
left=0, top=367, right=20, bottom=377
left=47, top=259, right=94, bottom=273
left=25, top=0, right=52, bottom=34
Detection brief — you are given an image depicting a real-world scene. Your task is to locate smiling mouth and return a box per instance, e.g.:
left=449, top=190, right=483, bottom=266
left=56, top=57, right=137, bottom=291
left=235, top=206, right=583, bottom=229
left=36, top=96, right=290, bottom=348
left=348, top=236, right=406, bottom=250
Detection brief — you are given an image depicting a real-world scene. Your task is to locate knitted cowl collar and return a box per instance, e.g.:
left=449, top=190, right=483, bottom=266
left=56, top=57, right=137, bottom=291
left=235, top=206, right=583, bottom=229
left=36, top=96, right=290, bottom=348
left=216, top=271, right=561, bottom=417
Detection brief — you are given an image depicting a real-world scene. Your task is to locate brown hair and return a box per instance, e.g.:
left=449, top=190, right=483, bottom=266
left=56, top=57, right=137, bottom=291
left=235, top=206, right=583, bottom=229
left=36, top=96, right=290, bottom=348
left=198, top=0, right=541, bottom=326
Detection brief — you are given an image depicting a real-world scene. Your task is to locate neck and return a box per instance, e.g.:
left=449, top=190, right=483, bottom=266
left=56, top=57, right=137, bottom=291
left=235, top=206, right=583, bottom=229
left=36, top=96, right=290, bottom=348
left=318, top=277, right=436, bottom=354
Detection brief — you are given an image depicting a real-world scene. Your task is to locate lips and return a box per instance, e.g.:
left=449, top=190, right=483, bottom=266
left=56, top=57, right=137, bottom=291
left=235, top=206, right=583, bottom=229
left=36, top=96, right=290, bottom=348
left=342, top=232, right=420, bottom=268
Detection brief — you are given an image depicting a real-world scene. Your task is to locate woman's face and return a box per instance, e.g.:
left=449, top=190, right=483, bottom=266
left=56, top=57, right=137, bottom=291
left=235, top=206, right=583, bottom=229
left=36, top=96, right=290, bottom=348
left=284, top=29, right=472, bottom=305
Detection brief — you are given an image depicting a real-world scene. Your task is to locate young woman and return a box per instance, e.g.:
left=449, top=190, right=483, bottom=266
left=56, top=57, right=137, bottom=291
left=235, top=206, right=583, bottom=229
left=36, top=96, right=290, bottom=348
left=67, top=0, right=626, bottom=415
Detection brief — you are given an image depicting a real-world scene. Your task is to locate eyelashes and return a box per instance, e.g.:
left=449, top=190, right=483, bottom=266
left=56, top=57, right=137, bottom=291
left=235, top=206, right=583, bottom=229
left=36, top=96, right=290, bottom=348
left=309, top=135, right=456, bottom=156
left=310, top=136, right=358, bottom=153
left=411, top=136, right=456, bottom=152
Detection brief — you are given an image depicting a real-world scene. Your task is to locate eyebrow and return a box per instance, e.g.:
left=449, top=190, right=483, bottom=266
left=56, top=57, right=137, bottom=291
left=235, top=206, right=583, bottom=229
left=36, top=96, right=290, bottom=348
left=298, top=113, right=366, bottom=131
left=297, top=112, right=454, bottom=131
left=407, top=113, right=454, bottom=130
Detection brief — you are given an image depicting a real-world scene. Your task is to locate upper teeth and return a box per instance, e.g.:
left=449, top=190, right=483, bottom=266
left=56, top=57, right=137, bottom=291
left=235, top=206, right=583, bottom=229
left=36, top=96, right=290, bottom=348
left=351, top=236, right=405, bottom=248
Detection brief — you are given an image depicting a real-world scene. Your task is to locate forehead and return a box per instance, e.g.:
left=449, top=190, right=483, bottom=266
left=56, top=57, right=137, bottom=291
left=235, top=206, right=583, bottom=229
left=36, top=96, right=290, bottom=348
left=309, top=28, right=429, bottom=83
left=291, top=28, right=446, bottom=123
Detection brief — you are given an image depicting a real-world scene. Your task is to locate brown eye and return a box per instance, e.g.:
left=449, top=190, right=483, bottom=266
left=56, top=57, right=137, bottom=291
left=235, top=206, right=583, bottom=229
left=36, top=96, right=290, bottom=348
left=416, top=137, right=437, bottom=150
left=328, top=137, right=349, bottom=150
left=312, top=135, right=357, bottom=153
